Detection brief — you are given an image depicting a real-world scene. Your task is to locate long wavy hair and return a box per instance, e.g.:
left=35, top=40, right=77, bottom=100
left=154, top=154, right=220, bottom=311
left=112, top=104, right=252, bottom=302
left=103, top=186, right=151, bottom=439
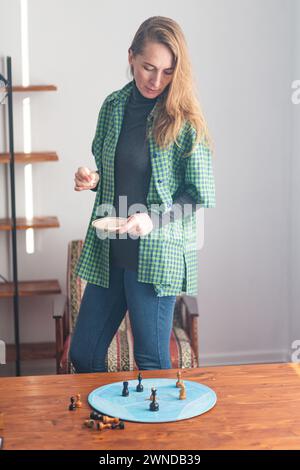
left=128, top=16, right=213, bottom=156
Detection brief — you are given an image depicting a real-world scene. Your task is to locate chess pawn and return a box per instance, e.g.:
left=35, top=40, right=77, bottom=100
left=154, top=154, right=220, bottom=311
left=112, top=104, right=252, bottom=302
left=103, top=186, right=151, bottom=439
left=97, top=422, right=112, bottom=431
left=68, top=396, right=76, bottom=410
left=102, top=416, right=120, bottom=425
left=179, top=383, right=186, bottom=400
left=75, top=393, right=82, bottom=408
left=176, top=371, right=183, bottom=388
left=122, top=381, right=129, bottom=397
left=136, top=373, right=144, bottom=392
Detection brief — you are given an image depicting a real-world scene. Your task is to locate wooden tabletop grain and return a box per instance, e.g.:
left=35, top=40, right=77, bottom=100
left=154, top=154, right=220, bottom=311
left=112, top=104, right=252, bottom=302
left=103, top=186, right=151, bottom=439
left=0, top=363, right=299, bottom=450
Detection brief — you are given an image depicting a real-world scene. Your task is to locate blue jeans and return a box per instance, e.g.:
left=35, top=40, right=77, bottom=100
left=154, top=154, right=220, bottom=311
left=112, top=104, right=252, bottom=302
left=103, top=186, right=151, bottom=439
left=69, top=265, right=177, bottom=373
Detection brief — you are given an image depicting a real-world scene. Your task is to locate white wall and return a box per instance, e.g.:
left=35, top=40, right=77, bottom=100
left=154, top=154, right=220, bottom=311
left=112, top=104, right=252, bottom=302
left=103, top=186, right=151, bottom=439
left=290, top=0, right=300, bottom=359
left=197, top=0, right=293, bottom=365
left=0, top=0, right=297, bottom=365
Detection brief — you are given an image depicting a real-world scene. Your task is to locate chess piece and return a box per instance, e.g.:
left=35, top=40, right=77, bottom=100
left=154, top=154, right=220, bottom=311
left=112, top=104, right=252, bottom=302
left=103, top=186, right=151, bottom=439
left=122, top=381, right=129, bottom=396
left=75, top=393, right=82, bottom=408
left=97, top=422, right=112, bottom=431
left=179, top=382, right=186, bottom=400
left=136, top=373, right=144, bottom=392
left=149, top=387, right=159, bottom=412
left=148, top=388, right=158, bottom=401
left=111, top=421, right=125, bottom=430
left=68, top=396, right=76, bottom=410
left=90, top=411, right=103, bottom=420
left=83, top=419, right=95, bottom=428
left=176, top=370, right=183, bottom=388
left=103, top=416, right=120, bottom=425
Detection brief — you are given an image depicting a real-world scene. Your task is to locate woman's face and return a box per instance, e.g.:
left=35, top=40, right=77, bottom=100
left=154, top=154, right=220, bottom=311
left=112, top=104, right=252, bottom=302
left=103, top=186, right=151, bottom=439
left=128, top=41, right=175, bottom=98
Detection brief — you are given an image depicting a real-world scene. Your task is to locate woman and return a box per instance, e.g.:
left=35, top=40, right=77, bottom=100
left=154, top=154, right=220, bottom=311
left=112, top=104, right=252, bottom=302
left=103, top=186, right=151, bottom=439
left=70, top=16, right=216, bottom=373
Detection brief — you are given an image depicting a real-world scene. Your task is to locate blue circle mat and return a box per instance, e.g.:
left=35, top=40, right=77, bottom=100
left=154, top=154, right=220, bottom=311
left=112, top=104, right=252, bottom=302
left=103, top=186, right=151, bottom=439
left=88, top=378, right=217, bottom=423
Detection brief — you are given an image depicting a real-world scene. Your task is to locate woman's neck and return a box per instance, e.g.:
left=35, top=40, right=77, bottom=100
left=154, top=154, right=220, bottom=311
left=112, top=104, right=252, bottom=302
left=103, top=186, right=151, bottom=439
left=132, top=79, right=159, bottom=104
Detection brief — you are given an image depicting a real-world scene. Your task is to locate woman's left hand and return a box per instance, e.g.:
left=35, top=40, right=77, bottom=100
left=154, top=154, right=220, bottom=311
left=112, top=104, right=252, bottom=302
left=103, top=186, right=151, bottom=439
left=117, top=212, right=153, bottom=237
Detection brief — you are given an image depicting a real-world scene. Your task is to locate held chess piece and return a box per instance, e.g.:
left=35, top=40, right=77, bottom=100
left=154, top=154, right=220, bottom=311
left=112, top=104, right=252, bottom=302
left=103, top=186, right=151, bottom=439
left=136, top=373, right=144, bottom=392
left=75, top=393, right=82, bottom=408
left=176, top=371, right=183, bottom=388
left=179, top=382, right=186, bottom=400
left=149, top=387, right=159, bottom=412
left=122, top=381, right=129, bottom=396
left=68, top=396, right=76, bottom=410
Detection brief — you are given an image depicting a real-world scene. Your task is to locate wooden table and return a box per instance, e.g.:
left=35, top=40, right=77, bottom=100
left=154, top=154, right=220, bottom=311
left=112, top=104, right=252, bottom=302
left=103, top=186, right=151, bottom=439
left=0, top=363, right=299, bottom=450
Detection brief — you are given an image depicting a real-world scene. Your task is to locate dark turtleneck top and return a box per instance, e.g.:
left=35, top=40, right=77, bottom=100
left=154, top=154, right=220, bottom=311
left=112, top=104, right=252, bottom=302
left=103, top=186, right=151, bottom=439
left=92, top=79, right=198, bottom=271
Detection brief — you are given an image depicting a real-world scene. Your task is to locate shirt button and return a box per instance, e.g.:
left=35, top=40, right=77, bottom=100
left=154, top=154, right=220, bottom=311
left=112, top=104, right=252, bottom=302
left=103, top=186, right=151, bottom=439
left=158, top=179, right=163, bottom=183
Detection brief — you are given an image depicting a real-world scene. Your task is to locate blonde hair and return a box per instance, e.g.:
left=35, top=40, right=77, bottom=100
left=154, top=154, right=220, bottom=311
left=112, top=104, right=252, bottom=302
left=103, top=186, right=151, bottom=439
left=128, top=16, right=213, bottom=156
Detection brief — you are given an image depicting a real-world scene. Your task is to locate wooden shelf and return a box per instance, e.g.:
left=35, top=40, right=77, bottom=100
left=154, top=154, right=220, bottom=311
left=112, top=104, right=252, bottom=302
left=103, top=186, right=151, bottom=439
left=0, top=85, right=57, bottom=92
left=0, top=280, right=61, bottom=298
left=0, top=216, right=60, bottom=231
left=1, top=60, right=59, bottom=375
left=0, top=152, right=58, bottom=164
left=14, top=85, right=57, bottom=92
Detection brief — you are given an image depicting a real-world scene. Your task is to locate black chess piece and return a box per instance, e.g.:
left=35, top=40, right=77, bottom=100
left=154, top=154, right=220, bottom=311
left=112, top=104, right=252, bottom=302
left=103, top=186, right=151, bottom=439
left=90, top=411, right=103, bottom=420
left=122, top=381, right=129, bottom=396
left=111, top=421, right=125, bottom=430
left=68, top=396, right=76, bottom=411
left=136, top=373, right=144, bottom=392
left=149, top=387, right=159, bottom=412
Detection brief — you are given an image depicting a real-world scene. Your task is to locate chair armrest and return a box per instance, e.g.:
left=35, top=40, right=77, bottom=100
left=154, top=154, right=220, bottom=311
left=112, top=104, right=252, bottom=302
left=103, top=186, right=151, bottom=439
left=178, top=294, right=199, bottom=362
left=181, top=294, right=199, bottom=317
left=52, top=294, right=68, bottom=374
left=53, top=293, right=67, bottom=319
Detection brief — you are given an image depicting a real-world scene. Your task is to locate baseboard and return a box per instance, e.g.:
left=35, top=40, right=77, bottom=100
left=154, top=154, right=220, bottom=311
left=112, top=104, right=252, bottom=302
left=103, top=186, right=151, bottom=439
left=199, top=349, right=290, bottom=366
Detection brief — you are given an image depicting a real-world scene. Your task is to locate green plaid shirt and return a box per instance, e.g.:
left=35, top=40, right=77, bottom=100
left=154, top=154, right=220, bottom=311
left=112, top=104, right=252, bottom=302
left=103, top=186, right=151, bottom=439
left=76, top=79, right=216, bottom=296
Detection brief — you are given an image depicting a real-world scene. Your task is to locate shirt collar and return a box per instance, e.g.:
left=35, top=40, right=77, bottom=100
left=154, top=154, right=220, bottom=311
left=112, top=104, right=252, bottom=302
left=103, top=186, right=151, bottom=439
left=109, top=79, right=168, bottom=123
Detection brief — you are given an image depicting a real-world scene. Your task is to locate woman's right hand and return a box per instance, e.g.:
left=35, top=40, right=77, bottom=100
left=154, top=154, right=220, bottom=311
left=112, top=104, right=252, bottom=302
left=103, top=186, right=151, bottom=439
left=74, top=167, right=100, bottom=191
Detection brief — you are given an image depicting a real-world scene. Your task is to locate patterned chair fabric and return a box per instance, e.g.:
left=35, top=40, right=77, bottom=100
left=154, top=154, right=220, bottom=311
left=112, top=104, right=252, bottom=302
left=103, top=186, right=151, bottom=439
left=61, top=240, right=198, bottom=373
